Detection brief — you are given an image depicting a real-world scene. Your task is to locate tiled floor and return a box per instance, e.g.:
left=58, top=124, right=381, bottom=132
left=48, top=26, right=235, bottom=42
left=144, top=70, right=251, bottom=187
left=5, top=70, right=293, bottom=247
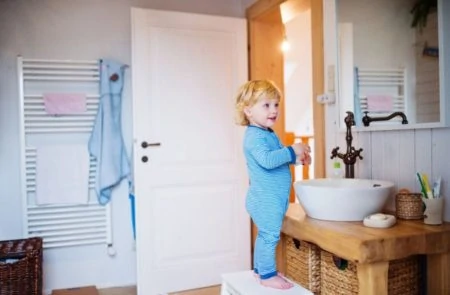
left=98, top=285, right=221, bottom=295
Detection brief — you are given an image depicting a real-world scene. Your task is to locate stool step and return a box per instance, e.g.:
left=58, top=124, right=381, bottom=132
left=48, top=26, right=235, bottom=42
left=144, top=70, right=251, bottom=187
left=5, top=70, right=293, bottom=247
left=221, top=270, right=313, bottom=295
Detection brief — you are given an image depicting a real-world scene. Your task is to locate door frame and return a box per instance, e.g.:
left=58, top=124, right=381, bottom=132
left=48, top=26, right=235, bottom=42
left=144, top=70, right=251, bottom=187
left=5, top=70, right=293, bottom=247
left=246, top=0, right=325, bottom=273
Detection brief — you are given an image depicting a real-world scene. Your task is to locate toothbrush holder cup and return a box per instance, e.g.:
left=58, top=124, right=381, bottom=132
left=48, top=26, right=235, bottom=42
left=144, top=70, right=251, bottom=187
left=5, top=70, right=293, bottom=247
left=423, top=197, right=444, bottom=225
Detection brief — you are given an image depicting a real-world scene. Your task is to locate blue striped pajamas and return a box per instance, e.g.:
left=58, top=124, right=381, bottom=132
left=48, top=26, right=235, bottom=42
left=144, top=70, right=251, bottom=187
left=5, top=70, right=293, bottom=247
left=243, top=125, right=295, bottom=279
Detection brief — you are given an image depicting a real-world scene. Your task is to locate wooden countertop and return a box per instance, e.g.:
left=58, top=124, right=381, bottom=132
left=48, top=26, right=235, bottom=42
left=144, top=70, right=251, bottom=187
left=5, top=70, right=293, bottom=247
left=282, top=203, right=450, bottom=263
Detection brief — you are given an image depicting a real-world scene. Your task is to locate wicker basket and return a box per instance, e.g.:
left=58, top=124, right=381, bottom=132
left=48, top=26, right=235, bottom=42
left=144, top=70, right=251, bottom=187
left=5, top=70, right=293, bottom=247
left=0, top=237, right=43, bottom=295
left=320, top=250, right=421, bottom=295
left=396, top=193, right=424, bottom=220
left=285, top=236, right=321, bottom=294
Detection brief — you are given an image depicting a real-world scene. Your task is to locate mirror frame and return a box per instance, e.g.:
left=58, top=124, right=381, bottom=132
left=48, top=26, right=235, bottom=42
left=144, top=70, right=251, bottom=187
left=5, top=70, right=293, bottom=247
left=332, top=0, right=450, bottom=131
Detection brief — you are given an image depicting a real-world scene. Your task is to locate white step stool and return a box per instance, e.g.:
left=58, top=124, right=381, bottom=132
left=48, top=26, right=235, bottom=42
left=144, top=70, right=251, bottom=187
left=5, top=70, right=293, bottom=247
left=221, top=270, right=313, bottom=295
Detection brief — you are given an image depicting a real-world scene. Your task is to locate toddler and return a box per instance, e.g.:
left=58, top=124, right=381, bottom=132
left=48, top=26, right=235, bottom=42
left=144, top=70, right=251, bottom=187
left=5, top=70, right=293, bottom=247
left=235, top=80, right=311, bottom=289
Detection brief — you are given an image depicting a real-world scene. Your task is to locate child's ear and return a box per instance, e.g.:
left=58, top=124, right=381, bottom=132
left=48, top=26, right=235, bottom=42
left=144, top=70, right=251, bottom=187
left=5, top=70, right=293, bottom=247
left=244, top=107, right=251, bottom=117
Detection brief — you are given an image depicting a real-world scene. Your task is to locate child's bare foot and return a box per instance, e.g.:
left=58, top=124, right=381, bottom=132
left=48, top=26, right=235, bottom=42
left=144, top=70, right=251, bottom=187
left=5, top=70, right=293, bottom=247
left=260, top=275, right=293, bottom=289
left=253, top=272, right=260, bottom=282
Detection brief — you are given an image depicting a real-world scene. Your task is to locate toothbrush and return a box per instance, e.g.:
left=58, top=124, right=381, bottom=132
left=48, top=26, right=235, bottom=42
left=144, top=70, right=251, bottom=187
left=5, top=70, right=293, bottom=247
left=416, top=173, right=427, bottom=198
left=433, top=177, right=442, bottom=198
left=422, top=173, right=433, bottom=199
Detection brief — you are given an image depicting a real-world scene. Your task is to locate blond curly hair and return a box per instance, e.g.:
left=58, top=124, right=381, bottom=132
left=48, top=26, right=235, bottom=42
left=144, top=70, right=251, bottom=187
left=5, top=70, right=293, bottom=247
left=234, top=80, right=282, bottom=126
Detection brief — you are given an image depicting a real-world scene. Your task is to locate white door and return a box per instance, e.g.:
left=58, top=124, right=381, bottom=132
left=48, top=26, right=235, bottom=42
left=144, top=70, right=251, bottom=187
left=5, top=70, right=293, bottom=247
left=131, top=8, right=250, bottom=295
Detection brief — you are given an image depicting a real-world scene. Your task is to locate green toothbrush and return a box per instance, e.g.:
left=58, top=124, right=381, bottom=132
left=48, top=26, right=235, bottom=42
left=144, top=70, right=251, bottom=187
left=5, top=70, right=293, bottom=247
left=416, top=172, right=427, bottom=198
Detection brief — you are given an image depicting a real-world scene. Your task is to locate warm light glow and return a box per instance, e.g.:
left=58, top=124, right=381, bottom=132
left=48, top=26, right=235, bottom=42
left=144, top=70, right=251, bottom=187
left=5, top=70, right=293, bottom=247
left=281, top=36, right=291, bottom=52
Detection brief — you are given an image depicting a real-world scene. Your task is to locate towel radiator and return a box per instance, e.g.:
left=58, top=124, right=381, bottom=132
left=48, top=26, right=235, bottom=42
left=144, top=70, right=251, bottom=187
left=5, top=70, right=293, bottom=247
left=357, top=68, right=407, bottom=122
left=17, top=56, right=113, bottom=249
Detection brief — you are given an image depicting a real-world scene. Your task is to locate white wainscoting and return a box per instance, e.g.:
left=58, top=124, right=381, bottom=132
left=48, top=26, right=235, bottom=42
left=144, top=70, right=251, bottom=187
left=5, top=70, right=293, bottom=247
left=328, top=124, right=450, bottom=220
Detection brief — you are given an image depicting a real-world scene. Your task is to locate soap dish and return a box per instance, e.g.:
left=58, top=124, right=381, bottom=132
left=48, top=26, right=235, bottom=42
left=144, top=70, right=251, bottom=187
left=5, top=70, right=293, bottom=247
left=363, top=213, right=396, bottom=228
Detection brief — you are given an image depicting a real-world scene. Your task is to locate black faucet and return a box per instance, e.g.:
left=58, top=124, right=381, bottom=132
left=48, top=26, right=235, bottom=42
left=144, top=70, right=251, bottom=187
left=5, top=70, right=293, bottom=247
left=330, top=111, right=363, bottom=178
left=362, top=111, right=408, bottom=127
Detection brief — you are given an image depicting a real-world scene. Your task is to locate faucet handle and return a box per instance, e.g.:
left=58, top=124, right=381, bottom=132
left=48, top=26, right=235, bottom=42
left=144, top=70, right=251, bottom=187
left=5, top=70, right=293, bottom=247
left=330, top=147, right=340, bottom=159
left=352, top=147, right=364, bottom=160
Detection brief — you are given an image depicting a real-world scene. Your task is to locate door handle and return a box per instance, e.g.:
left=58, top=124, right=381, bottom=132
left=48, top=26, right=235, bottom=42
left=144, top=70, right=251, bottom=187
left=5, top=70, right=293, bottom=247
left=141, top=141, right=161, bottom=148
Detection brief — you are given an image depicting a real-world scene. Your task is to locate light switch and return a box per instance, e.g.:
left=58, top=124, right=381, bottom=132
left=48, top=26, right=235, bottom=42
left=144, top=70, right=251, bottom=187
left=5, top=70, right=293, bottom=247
left=317, top=93, right=336, bottom=104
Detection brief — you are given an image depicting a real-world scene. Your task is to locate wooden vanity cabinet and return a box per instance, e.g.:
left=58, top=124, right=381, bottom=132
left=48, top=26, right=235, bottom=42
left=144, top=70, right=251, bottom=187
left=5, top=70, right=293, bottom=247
left=280, top=204, right=450, bottom=294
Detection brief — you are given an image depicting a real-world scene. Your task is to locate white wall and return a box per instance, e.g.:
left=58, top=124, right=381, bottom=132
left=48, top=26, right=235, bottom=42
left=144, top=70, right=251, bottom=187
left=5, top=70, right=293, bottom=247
left=415, top=12, right=440, bottom=123
left=338, top=0, right=415, bottom=69
left=324, top=0, right=450, bottom=216
left=0, top=0, right=247, bottom=293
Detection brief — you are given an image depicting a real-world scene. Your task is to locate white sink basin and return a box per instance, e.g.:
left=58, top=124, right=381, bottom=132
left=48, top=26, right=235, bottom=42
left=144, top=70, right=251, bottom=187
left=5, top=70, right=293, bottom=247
left=294, top=178, right=394, bottom=221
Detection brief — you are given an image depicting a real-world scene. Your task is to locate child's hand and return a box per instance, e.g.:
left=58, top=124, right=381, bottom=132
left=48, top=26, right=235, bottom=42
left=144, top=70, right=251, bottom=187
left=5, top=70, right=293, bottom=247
left=291, top=143, right=310, bottom=157
left=291, top=143, right=311, bottom=165
left=299, top=152, right=311, bottom=165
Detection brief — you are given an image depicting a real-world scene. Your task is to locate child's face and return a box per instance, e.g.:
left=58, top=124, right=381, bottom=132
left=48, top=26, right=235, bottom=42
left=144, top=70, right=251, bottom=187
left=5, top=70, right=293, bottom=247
left=244, top=95, right=280, bottom=129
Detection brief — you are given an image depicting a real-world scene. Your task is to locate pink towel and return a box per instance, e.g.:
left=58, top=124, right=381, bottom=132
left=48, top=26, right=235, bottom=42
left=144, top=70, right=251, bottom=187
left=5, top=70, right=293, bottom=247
left=43, top=93, right=87, bottom=115
left=366, top=95, right=393, bottom=112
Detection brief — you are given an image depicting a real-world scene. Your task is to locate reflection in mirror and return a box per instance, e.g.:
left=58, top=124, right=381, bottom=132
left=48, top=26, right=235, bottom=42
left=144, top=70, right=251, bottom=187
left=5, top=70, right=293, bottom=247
left=336, top=0, right=440, bottom=128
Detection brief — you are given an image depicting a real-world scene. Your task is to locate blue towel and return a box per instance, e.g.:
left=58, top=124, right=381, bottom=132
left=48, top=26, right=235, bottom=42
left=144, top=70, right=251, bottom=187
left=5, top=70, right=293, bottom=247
left=89, top=59, right=130, bottom=205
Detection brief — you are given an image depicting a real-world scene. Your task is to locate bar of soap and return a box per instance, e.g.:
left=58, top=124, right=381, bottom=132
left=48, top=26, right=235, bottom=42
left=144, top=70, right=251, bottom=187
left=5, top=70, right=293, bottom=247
left=369, top=213, right=387, bottom=220
left=363, top=214, right=396, bottom=228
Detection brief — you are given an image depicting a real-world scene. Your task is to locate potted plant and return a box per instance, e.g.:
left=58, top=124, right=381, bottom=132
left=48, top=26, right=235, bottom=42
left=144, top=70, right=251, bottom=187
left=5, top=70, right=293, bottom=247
left=410, top=0, right=437, bottom=30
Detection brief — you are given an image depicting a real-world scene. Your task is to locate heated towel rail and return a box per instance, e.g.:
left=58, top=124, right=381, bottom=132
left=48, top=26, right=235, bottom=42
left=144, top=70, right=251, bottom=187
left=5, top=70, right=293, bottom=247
left=357, top=68, right=407, bottom=123
left=18, top=56, right=113, bottom=249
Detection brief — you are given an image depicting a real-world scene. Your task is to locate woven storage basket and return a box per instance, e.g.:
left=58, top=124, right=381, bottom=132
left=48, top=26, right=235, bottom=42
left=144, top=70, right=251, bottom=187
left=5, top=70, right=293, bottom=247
left=396, top=193, right=424, bottom=220
left=0, top=237, right=43, bottom=295
left=320, top=250, right=421, bottom=295
left=285, top=236, right=321, bottom=294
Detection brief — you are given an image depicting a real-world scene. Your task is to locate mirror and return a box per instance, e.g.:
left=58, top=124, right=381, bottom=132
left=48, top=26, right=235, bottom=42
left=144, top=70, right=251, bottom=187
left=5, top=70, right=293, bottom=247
left=335, top=0, right=450, bottom=130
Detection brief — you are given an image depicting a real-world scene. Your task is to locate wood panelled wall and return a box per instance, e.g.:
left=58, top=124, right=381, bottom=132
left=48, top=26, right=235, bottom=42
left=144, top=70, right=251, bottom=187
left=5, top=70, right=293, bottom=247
left=328, top=112, right=450, bottom=221
left=354, top=128, right=450, bottom=218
